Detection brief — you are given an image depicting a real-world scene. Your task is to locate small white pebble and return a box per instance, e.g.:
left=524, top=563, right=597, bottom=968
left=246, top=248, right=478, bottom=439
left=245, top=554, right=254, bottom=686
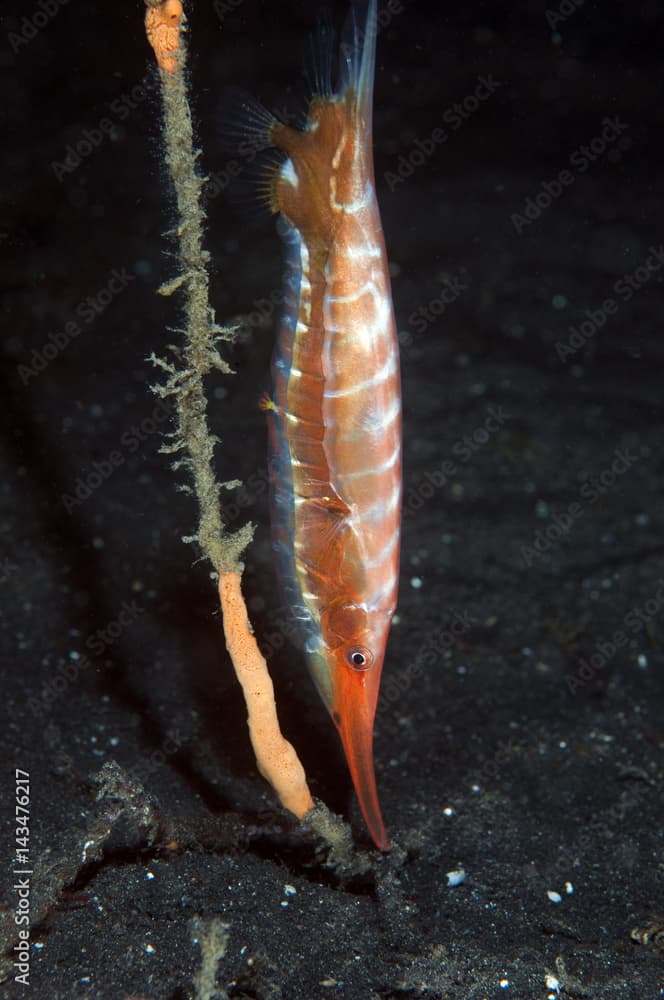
left=637, top=653, right=648, bottom=669
left=280, top=901, right=289, bottom=907
left=565, top=881, right=574, bottom=894
left=547, top=890, right=562, bottom=904
left=146, top=871, right=155, bottom=880
left=546, top=973, right=560, bottom=990
left=145, top=943, right=156, bottom=954
left=410, top=576, right=423, bottom=589
left=499, top=979, right=509, bottom=989
left=443, top=807, right=455, bottom=817
left=559, top=740, right=567, bottom=749
left=446, top=868, right=466, bottom=887
left=284, top=884, right=296, bottom=896
left=33, top=942, right=44, bottom=950
left=471, top=784, right=480, bottom=793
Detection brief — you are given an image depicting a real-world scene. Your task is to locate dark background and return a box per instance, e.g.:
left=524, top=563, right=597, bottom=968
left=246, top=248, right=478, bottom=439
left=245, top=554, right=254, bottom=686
left=1, top=0, right=663, bottom=997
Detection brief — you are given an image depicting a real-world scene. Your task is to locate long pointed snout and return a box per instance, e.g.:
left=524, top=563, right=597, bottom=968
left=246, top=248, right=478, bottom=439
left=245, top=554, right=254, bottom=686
left=335, top=665, right=390, bottom=851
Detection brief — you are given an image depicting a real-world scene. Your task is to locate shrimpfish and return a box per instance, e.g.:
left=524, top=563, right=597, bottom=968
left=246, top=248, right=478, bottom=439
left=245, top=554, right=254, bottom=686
left=225, top=0, right=401, bottom=850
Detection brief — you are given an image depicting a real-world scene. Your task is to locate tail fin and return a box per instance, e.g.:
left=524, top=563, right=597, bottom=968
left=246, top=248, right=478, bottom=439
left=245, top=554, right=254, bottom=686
left=338, top=0, right=377, bottom=131
left=303, top=7, right=336, bottom=101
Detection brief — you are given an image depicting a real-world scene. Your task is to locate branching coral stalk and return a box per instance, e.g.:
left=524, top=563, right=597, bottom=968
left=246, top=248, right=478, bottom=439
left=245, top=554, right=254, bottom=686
left=145, top=0, right=250, bottom=575
left=144, top=0, right=314, bottom=822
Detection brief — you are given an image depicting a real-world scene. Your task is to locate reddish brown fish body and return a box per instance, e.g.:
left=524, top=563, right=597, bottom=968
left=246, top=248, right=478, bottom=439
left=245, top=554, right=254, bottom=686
left=251, top=1, right=401, bottom=850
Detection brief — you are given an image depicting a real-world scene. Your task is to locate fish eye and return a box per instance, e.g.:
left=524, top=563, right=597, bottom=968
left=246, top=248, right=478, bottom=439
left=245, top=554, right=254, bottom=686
left=346, top=646, right=373, bottom=671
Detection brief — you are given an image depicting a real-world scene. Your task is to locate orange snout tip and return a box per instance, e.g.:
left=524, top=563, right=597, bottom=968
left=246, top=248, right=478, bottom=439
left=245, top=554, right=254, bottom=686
left=338, top=717, right=391, bottom=852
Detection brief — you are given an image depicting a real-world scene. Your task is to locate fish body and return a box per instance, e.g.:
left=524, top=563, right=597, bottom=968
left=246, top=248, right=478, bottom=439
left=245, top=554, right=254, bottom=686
left=230, top=0, right=401, bottom=849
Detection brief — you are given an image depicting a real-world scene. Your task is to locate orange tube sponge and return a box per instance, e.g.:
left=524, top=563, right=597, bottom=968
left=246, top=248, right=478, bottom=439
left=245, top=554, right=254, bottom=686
left=145, top=0, right=183, bottom=75
left=218, top=572, right=315, bottom=820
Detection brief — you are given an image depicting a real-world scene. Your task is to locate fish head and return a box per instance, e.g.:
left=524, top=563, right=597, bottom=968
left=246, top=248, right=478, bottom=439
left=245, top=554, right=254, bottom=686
left=306, top=598, right=393, bottom=850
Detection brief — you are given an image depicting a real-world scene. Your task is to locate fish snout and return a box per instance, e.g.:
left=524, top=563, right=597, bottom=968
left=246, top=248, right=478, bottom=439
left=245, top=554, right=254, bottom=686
left=334, top=647, right=390, bottom=851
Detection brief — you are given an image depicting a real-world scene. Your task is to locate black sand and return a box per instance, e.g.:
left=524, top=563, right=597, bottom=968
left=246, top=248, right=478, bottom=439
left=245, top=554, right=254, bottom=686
left=1, top=1, right=663, bottom=997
